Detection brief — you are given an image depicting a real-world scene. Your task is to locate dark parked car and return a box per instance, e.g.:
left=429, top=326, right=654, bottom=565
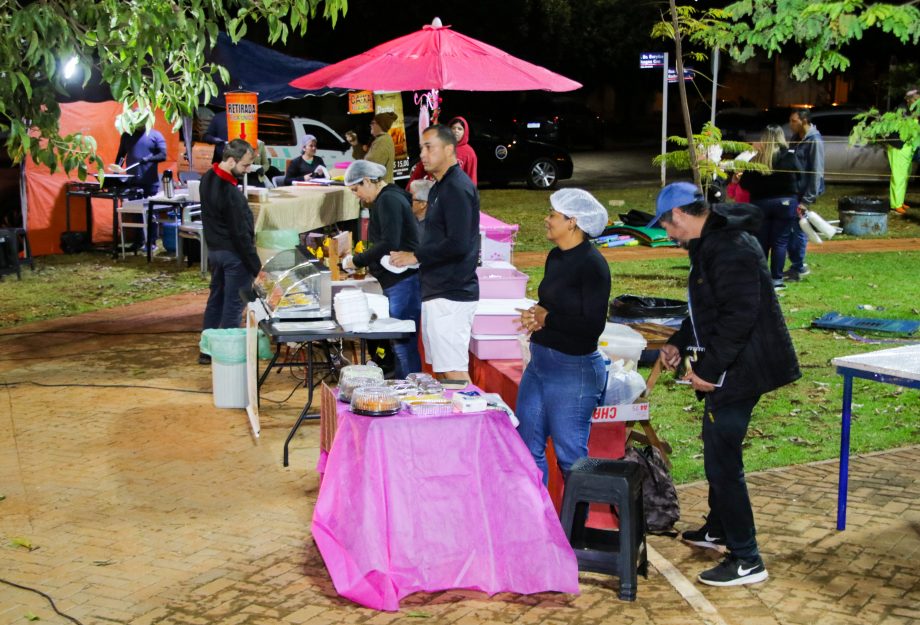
left=469, top=117, right=574, bottom=189
left=511, top=95, right=606, bottom=150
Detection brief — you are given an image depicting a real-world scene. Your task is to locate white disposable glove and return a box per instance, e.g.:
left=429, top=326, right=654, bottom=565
left=341, top=255, right=356, bottom=272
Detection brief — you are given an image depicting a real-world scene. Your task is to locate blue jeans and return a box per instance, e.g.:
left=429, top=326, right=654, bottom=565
left=516, top=343, right=607, bottom=485
left=754, top=196, right=797, bottom=281
left=202, top=249, right=252, bottom=330
left=703, top=396, right=761, bottom=560
left=787, top=219, right=808, bottom=273
left=383, top=273, right=422, bottom=378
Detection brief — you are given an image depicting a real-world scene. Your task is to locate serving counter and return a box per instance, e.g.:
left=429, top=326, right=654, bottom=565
left=253, top=185, right=359, bottom=234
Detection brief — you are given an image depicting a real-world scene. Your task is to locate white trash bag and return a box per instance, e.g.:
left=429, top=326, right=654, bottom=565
left=603, top=358, right=647, bottom=406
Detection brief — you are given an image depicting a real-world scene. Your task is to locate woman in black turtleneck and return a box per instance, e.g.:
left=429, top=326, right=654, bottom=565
left=516, top=189, right=611, bottom=485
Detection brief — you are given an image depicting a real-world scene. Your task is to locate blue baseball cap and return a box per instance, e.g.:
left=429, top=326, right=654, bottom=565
left=648, top=182, right=705, bottom=227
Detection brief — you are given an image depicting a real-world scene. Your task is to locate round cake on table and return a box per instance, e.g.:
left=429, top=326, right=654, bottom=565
left=350, top=386, right=401, bottom=416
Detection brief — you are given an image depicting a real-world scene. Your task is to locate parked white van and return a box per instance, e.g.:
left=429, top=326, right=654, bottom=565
left=182, top=113, right=356, bottom=178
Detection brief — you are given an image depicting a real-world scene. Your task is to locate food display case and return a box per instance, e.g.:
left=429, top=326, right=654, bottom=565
left=253, top=248, right=332, bottom=320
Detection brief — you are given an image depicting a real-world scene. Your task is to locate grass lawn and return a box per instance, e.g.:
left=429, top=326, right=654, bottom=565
left=481, top=183, right=920, bottom=252
left=3, top=182, right=918, bottom=482
left=519, top=250, right=920, bottom=483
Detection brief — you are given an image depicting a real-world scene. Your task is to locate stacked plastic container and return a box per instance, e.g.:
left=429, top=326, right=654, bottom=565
left=470, top=264, right=534, bottom=360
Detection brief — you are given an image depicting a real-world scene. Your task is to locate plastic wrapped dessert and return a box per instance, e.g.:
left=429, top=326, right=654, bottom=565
left=384, top=379, right=420, bottom=397
left=350, top=385, right=401, bottom=416
left=403, top=398, right=454, bottom=416
left=338, top=364, right=385, bottom=402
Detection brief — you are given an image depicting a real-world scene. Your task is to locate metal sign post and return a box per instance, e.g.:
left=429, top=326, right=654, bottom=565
left=661, top=52, right=668, bottom=187
left=710, top=47, right=720, bottom=128
left=640, top=52, right=668, bottom=187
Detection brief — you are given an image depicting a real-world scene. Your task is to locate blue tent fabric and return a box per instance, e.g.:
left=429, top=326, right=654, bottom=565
left=211, top=32, right=340, bottom=104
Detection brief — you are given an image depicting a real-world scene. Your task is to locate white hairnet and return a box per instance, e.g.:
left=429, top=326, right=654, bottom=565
left=549, top=188, right=608, bottom=238
left=344, top=160, right=387, bottom=186
left=409, top=179, right=434, bottom=202
left=301, top=134, right=317, bottom=148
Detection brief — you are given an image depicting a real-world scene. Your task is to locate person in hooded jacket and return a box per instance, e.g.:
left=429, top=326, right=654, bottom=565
left=341, top=160, right=422, bottom=378
left=448, top=116, right=478, bottom=185
left=739, top=125, right=802, bottom=290
left=652, top=182, right=800, bottom=588
left=406, top=116, right=479, bottom=187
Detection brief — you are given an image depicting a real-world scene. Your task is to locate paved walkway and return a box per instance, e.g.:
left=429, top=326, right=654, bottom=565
left=1, top=294, right=918, bottom=625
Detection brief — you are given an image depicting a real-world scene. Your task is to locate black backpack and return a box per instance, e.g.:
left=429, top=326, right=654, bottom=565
left=623, top=444, right=680, bottom=534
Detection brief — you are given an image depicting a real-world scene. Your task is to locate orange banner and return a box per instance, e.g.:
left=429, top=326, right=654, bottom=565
left=226, top=91, right=258, bottom=145
left=348, top=91, right=375, bottom=114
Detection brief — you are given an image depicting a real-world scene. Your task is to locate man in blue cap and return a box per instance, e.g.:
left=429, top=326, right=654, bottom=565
left=652, top=182, right=800, bottom=587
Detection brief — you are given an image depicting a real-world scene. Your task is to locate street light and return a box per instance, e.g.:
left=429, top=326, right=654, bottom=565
left=62, top=56, right=79, bottom=80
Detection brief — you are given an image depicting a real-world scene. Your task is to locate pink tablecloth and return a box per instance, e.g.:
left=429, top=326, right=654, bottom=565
left=312, top=402, right=579, bottom=611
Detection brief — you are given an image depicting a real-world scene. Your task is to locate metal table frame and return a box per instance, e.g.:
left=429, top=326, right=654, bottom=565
left=258, top=320, right=412, bottom=466
left=145, top=197, right=201, bottom=263
left=833, top=345, right=920, bottom=530
left=65, top=183, right=144, bottom=257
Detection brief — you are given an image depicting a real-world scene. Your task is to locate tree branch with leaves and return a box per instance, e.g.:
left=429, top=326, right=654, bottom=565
left=0, top=0, right=348, bottom=178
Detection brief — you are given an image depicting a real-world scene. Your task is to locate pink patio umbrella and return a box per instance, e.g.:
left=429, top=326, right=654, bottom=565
left=290, top=18, right=581, bottom=137
left=289, top=18, right=581, bottom=93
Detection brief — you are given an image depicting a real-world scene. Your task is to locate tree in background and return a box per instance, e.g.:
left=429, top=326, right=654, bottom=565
left=652, top=0, right=920, bottom=189
left=0, top=0, right=348, bottom=177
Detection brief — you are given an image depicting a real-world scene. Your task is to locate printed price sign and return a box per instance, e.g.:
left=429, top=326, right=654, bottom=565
left=226, top=91, right=258, bottom=145
left=348, top=90, right=375, bottom=114
left=592, top=402, right=650, bottom=423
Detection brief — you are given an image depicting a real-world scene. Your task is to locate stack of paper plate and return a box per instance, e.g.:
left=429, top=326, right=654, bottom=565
left=334, top=288, right=371, bottom=331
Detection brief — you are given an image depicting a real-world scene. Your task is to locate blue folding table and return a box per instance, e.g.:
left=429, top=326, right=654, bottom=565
left=831, top=344, right=920, bottom=529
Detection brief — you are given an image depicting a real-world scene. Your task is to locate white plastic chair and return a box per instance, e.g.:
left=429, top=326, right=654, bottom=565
left=178, top=222, right=208, bottom=276
left=116, top=199, right=147, bottom=258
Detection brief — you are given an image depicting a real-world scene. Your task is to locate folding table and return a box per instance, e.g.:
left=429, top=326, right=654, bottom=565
left=831, top=344, right=920, bottom=529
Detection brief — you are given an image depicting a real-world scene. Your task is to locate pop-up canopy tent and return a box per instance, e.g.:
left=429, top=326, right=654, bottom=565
left=22, top=34, right=331, bottom=255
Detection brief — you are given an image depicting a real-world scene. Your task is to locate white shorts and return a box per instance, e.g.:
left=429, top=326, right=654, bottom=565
left=421, top=298, right=477, bottom=373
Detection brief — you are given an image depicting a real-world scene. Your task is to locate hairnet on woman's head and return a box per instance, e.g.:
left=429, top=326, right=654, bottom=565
left=409, top=179, right=434, bottom=202
left=549, top=188, right=608, bottom=238
left=301, top=134, right=317, bottom=148
left=344, top=160, right=387, bottom=186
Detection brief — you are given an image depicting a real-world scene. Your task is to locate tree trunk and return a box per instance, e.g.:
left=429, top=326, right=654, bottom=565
left=669, top=0, right=702, bottom=191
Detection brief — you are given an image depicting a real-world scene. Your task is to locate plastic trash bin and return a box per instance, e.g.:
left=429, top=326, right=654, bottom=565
left=200, top=328, right=249, bottom=409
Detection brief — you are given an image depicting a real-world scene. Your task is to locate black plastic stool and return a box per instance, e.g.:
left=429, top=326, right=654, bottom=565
left=560, top=457, right=648, bottom=601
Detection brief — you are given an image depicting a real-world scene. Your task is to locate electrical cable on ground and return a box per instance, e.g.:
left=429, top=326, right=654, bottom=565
left=0, top=577, right=86, bottom=625
left=0, top=329, right=200, bottom=336
left=7, top=381, right=211, bottom=395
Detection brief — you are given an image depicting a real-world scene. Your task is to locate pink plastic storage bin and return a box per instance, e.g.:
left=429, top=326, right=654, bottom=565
left=476, top=267, right=528, bottom=299
left=472, top=314, right=520, bottom=335
left=469, top=335, right=521, bottom=360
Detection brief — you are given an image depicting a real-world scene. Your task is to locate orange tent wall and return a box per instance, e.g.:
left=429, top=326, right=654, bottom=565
left=24, top=101, right=180, bottom=255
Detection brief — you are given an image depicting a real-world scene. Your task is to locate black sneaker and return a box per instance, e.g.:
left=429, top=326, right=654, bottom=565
left=797, top=266, right=811, bottom=276
left=681, top=524, right=726, bottom=550
left=198, top=352, right=211, bottom=365
left=698, top=555, right=768, bottom=586
left=772, top=279, right=786, bottom=291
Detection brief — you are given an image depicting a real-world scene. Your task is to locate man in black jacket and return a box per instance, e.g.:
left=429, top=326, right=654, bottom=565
left=652, top=182, right=801, bottom=587
left=390, top=125, right=479, bottom=381
left=199, top=139, right=258, bottom=364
